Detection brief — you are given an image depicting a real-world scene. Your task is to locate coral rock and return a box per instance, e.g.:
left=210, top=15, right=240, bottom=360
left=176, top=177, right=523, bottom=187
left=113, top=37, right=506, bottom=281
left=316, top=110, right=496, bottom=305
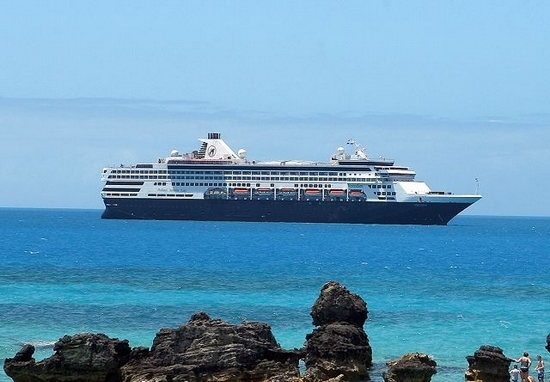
left=304, top=281, right=372, bottom=382
left=465, top=345, right=511, bottom=382
left=383, top=352, right=437, bottom=382
left=4, top=333, right=131, bottom=382
left=120, top=312, right=303, bottom=382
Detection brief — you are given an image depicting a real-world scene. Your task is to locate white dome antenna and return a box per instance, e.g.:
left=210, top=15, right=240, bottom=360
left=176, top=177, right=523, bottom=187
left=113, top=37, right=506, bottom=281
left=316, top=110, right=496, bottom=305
left=238, top=149, right=247, bottom=159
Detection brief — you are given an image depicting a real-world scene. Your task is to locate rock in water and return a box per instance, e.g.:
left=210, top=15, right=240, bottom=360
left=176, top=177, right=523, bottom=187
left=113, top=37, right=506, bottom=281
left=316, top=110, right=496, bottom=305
left=3, top=333, right=131, bottom=382
left=383, top=353, right=437, bottom=382
left=120, top=312, right=303, bottom=381
left=304, top=281, right=372, bottom=382
left=465, top=345, right=511, bottom=382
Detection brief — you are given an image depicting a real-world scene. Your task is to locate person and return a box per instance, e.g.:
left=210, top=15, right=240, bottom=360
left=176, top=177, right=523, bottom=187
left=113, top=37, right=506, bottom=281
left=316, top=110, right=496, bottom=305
left=535, top=355, right=545, bottom=382
left=515, top=352, right=532, bottom=382
left=529, top=376, right=537, bottom=382
left=510, top=365, right=521, bottom=382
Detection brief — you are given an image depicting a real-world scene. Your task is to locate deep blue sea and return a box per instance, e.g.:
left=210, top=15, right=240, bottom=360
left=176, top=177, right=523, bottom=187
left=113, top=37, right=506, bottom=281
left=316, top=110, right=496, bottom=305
left=1, top=208, right=549, bottom=381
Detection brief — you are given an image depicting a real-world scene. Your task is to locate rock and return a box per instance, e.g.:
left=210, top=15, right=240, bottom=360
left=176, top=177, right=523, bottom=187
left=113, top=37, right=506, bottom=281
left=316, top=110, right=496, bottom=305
left=546, top=333, right=550, bottom=353
left=120, top=312, right=303, bottom=382
left=465, top=345, right=511, bottom=382
left=310, top=280, right=368, bottom=327
left=3, top=332, right=131, bottom=382
left=11, top=344, right=35, bottom=362
left=303, top=281, right=372, bottom=382
left=4, top=282, right=379, bottom=382
left=383, top=352, right=437, bottom=382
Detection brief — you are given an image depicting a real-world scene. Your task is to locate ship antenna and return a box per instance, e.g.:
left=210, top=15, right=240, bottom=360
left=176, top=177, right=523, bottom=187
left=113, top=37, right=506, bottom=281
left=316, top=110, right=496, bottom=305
left=347, top=139, right=369, bottom=159
left=475, top=178, right=480, bottom=195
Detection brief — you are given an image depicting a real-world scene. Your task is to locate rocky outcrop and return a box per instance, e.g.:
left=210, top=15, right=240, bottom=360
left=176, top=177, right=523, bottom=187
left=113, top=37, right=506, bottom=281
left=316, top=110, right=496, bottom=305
left=303, top=281, right=372, bottom=382
left=546, top=333, right=550, bottom=353
left=4, top=332, right=131, bottom=382
left=382, top=353, right=437, bottom=382
left=120, top=311, right=303, bottom=381
left=465, top=345, right=511, bottom=382
left=4, top=314, right=302, bottom=382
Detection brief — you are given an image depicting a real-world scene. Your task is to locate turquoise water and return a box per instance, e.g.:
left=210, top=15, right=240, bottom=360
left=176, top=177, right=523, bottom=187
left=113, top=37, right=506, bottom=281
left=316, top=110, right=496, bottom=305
left=1, top=208, right=549, bottom=381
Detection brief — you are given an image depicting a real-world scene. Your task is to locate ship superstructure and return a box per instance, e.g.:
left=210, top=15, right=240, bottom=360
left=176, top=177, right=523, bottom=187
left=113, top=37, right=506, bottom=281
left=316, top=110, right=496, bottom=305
left=101, top=132, right=481, bottom=224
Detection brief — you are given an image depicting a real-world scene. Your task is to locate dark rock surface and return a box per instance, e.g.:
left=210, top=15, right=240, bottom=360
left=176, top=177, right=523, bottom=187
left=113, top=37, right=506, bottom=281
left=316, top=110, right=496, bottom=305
left=310, top=280, right=368, bottom=328
left=546, top=333, right=550, bottom=353
left=303, top=281, right=372, bottom=382
left=4, top=332, right=131, bottom=382
left=382, top=353, right=437, bottom=382
left=120, top=311, right=303, bottom=382
left=465, top=345, right=511, bottom=382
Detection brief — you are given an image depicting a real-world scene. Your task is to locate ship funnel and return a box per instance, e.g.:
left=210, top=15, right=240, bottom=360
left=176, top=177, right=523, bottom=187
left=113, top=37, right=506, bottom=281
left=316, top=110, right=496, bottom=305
left=208, top=132, right=221, bottom=139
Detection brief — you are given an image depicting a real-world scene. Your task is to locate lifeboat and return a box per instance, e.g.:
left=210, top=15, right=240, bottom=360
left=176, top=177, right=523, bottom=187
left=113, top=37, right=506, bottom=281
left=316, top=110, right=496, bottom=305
left=303, top=189, right=322, bottom=201
left=254, top=187, right=274, bottom=200
left=232, top=188, right=250, bottom=200
left=349, top=189, right=366, bottom=200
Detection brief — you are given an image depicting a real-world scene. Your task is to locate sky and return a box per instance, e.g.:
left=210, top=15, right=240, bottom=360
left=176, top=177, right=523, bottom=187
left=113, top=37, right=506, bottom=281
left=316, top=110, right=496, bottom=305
left=1, top=1, right=549, bottom=217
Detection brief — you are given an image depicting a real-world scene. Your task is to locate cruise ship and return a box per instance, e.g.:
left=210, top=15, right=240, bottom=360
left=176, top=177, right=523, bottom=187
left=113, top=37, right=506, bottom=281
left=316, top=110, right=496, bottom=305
left=101, top=132, right=481, bottom=224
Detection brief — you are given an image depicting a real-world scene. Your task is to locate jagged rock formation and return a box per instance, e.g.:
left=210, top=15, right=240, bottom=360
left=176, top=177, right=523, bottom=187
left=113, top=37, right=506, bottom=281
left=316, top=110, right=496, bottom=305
left=382, top=352, right=437, bottom=382
left=465, top=345, right=511, bottom=382
left=546, top=333, right=550, bottom=353
left=303, top=281, right=372, bottom=382
left=3, top=333, right=131, bottom=382
left=120, top=311, right=303, bottom=381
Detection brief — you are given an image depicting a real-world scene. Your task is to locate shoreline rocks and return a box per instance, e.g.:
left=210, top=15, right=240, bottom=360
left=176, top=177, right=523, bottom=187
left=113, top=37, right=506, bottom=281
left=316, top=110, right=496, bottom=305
left=303, top=281, right=372, bottom=382
left=4, top=282, right=548, bottom=382
left=4, top=333, right=131, bottom=382
left=465, top=345, right=511, bottom=382
left=383, top=352, right=437, bottom=382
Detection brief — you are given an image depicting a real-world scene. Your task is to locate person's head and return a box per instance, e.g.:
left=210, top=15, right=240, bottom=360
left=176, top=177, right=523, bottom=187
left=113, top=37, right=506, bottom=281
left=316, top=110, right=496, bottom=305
left=514, top=364, right=518, bottom=369
left=537, top=355, right=542, bottom=361
left=524, top=351, right=529, bottom=357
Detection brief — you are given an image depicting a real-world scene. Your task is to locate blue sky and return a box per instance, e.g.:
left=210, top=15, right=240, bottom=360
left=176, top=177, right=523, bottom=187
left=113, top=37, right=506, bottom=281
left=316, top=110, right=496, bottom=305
left=1, top=1, right=549, bottom=216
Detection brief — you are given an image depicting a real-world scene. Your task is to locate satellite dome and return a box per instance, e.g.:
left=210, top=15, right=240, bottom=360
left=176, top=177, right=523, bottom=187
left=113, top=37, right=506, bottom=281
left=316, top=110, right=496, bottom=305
left=170, top=150, right=179, bottom=157
left=238, top=149, right=247, bottom=159
left=337, top=147, right=345, bottom=155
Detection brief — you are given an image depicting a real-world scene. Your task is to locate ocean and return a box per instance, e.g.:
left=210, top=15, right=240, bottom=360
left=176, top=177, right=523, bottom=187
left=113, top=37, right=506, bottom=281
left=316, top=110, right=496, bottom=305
left=1, top=208, right=549, bottom=381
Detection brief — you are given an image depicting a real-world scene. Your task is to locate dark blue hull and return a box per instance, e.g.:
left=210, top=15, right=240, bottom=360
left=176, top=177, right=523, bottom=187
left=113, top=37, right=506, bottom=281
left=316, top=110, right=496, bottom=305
left=101, top=198, right=473, bottom=225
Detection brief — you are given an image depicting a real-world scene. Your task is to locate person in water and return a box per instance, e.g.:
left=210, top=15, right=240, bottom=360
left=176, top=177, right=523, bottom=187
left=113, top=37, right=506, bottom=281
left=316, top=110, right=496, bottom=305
left=510, top=365, right=521, bottom=382
left=535, top=355, right=545, bottom=382
left=515, top=352, right=532, bottom=382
